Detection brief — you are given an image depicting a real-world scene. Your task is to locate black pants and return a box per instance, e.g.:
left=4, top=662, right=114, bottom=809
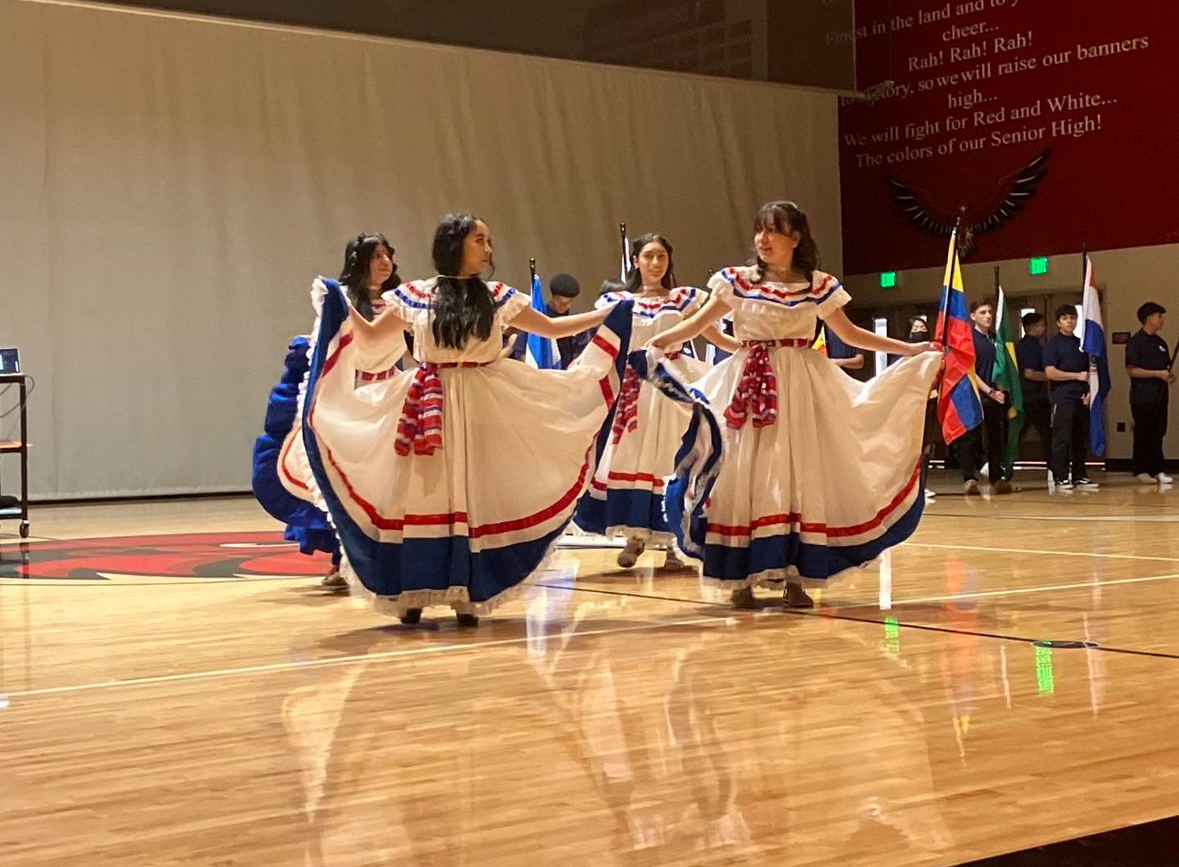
left=1131, top=398, right=1169, bottom=476
left=1020, top=400, right=1052, bottom=462
left=960, top=399, right=1007, bottom=481
left=1050, top=399, right=1090, bottom=482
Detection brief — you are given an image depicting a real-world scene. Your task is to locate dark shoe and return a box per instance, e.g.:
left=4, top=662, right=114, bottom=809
left=783, top=585, right=815, bottom=609
left=456, top=613, right=480, bottom=628
left=399, top=608, right=422, bottom=625
left=730, top=586, right=757, bottom=609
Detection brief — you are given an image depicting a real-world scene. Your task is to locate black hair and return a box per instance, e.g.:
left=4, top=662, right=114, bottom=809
left=339, top=233, right=400, bottom=321
left=1138, top=301, right=1167, bottom=324
left=969, top=299, right=994, bottom=314
left=1054, top=303, right=1078, bottom=321
left=598, top=278, right=624, bottom=296
left=430, top=213, right=495, bottom=350
left=621, top=233, right=676, bottom=293
left=1021, top=311, right=1045, bottom=329
left=752, top=201, right=819, bottom=283
left=549, top=273, right=580, bottom=298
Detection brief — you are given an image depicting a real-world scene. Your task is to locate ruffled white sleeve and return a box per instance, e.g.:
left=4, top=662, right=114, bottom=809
left=813, top=272, right=852, bottom=320
left=493, top=283, right=532, bottom=324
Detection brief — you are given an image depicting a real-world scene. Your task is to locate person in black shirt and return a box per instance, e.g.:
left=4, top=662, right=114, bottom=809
left=506, top=273, right=591, bottom=367
left=546, top=274, right=593, bottom=368
left=1125, top=301, right=1175, bottom=483
left=1043, top=304, right=1096, bottom=489
left=1015, top=311, right=1052, bottom=465
left=959, top=300, right=1012, bottom=494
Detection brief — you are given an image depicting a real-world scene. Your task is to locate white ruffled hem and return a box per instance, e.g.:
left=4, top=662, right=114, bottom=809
left=698, top=558, right=878, bottom=590
left=342, top=530, right=566, bottom=618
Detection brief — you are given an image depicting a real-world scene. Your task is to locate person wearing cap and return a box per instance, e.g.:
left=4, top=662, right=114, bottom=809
left=1125, top=301, right=1175, bottom=484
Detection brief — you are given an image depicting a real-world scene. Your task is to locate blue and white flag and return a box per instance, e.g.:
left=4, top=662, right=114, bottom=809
left=525, top=272, right=559, bottom=369
left=1078, top=253, right=1111, bottom=455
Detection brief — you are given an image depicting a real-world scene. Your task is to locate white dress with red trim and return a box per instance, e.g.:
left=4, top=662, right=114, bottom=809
left=300, top=277, right=632, bottom=616
left=574, top=287, right=709, bottom=544
left=642, top=266, right=941, bottom=588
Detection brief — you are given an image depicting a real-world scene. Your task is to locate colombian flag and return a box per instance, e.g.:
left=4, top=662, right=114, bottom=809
left=934, top=230, right=982, bottom=444
left=812, top=327, right=827, bottom=356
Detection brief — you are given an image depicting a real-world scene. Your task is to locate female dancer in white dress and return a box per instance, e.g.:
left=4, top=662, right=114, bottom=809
left=644, top=201, right=941, bottom=608
left=576, top=233, right=738, bottom=570
left=252, top=233, right=405, bottom=592
left=300, top=213, right=633, bottom=626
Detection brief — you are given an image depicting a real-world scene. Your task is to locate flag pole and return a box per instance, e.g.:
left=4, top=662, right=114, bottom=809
left=618, top=222, right=629, bottom=280
left=529, top=257, right=537, bottom=284
left=938, top=214, right=964, bottom=349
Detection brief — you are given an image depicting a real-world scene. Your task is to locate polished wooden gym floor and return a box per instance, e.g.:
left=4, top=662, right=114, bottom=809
left=2, top=471, right=1178, bottom=866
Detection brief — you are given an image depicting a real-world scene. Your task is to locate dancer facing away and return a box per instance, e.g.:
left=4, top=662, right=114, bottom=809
left=644, top=201, right=942, bottom=608
left=300, top=214, right=634, bottom=627
left=252, top=233, right=404, bottom=592
left=576, top=233, right=740, bottom=571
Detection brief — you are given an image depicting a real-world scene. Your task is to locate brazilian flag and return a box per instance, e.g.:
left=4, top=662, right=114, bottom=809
left=992, top=285, right=1024, bottom=477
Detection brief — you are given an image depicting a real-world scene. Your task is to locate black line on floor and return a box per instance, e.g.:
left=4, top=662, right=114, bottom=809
left=545, top=582, right=1179, bottom=662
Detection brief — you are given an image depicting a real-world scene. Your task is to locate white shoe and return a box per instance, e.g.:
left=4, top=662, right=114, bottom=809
left=617, top=537, right=645, bottom=569
left=1159, top=473, right=1174, bottom=484
left=1135, top=473, right=1156, bottom=484
left=924, top=488, right=937, bottom=500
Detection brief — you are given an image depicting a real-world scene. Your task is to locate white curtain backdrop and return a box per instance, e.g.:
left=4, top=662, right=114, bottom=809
left=0, top=0, right=841, bottom=498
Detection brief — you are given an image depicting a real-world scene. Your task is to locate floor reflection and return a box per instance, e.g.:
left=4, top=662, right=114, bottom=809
left=279, top=574, right=958, bottom=865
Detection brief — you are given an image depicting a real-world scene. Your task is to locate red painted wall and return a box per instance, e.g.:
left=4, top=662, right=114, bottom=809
left=839, top=0, right=1179, bottom=274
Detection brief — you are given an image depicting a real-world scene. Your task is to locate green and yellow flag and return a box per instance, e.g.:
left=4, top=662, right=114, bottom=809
left=992, top=281, right=1024, bottom=476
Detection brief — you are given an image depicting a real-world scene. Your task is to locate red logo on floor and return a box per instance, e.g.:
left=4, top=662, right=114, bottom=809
left=0, top=532, right=330, bottom=580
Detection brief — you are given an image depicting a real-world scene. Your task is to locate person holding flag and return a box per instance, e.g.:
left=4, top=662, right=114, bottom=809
left=990, top=276, right=1024, bottom=486
left=933, top=227, right=984, bottom=487
left=1044, top=304, right=1097, bottom=489
left=576, top=232, right=738, bottom=570
left=959, top=299, right=1013, bottom=494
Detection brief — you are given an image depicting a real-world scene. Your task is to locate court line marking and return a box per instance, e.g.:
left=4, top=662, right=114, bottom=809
left=853, top=572, right=1179, bottom=606
left=927, top=511, right=1179, bottom=524
left=0, top=613, right=729, bottom=701
left=904, top=541, right=1179, bottom=565
left=553, top=584, right=1179, bottom=662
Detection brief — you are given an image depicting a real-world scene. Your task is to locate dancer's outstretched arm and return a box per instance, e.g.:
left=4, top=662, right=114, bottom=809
left=649, top=295, right=733, bottom=350
left=510, top=306, right=612, bottom=340
left=348, top=305, right=410, bottom=346
left=824, top=308, right=934, bottom=357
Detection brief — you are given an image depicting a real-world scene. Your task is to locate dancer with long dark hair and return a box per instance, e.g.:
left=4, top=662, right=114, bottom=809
left=576, top=232, right=738, bottom=570
left=641, top=201, right=941, bottom=608
left=300, top=214, right=633, bottom=626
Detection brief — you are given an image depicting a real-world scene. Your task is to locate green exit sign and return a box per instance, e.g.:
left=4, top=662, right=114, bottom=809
left=879, top=271, right=897, bottom=289
left=1028, top=257, right=1049, bottom=276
